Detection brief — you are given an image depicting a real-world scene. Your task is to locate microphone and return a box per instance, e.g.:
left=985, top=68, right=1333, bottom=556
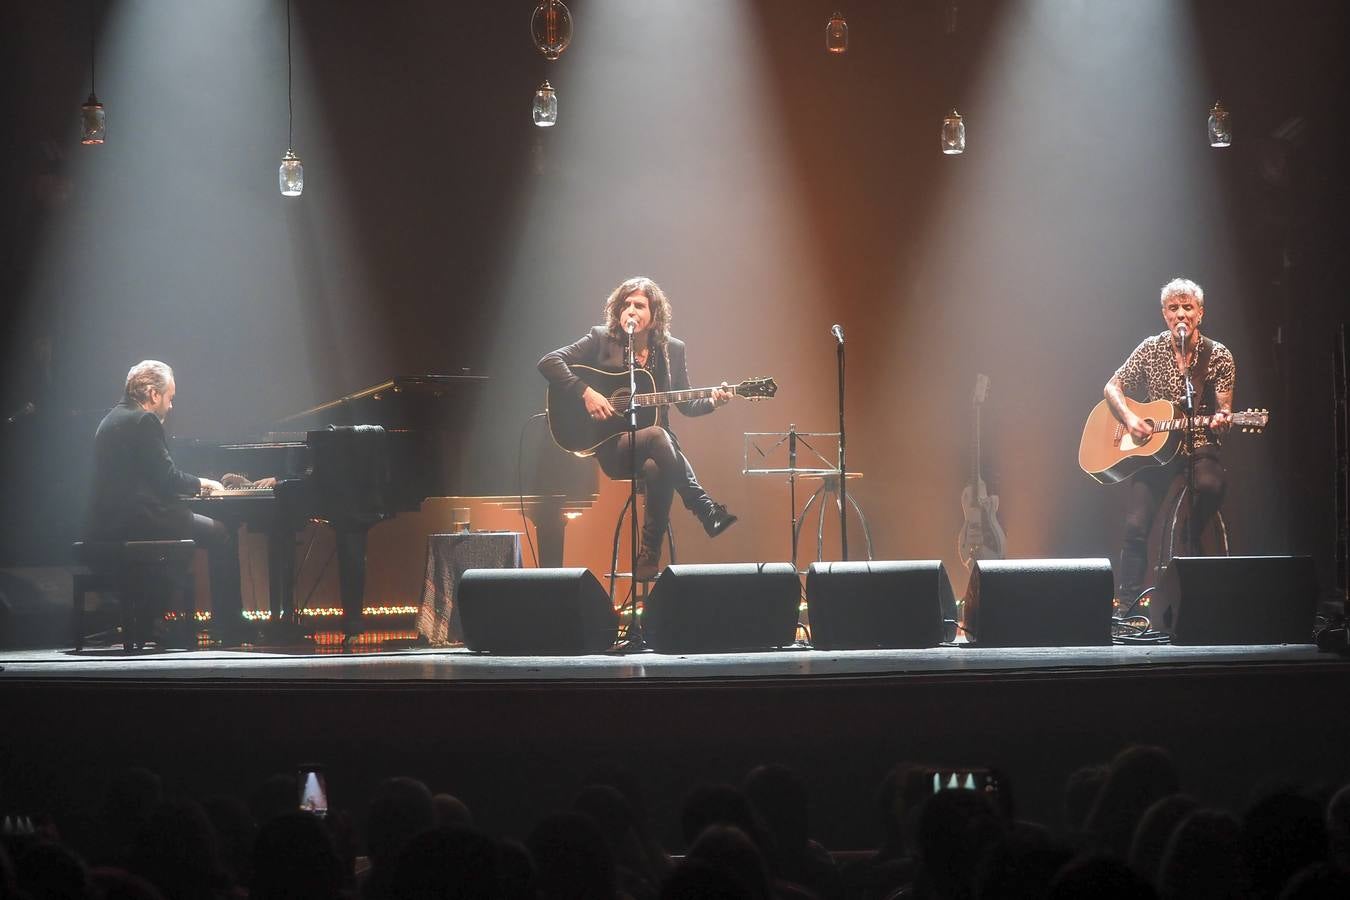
left=1175, top=323, right=1188, bottom=349
left=624, top=316, right=637, bottom=334
left=831, top=324, right=844, bottom=345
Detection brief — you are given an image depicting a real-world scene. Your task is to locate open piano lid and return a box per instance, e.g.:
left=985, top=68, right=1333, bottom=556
left=277, top=373, right=489, bottom=429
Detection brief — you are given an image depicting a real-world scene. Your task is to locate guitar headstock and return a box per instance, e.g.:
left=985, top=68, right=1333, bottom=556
left=1234, top=407, right=1269, bottom=433
left=972, top=374, right=990, bottom=405
left=737, top=377, right=778, bottom=400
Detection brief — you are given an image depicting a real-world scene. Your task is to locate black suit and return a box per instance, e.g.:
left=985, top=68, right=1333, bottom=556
left=89, top=401, right=243, bottom=635
left=89, top=402, right=201, bottom=539
left=539, top=326, right=719, bottom=556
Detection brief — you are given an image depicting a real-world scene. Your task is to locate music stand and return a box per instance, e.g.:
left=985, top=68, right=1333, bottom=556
left=743, top=427, right=874, bottom=572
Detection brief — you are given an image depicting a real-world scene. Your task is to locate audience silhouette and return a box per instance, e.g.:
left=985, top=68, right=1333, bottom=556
left=2, top=743, right=1348, bottom=899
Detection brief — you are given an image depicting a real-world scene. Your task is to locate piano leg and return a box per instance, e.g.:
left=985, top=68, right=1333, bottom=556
left=334, top=524, right=370, bottom=639
left=529, top=500, right=568, bottom=569
left=265, top=525, right=300, bottom=638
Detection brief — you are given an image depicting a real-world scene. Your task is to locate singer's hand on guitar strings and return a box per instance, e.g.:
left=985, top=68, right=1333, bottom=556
left=583, top=386, right=616, bottom=420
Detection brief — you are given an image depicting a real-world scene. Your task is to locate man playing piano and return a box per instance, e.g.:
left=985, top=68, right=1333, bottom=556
left=88, top=360, right=263, bottom=645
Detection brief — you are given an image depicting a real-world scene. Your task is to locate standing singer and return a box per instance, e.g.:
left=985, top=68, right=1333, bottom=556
left=539, top=276, right=738, bottom=580
left=1103, top=278, right=1236, bottom=604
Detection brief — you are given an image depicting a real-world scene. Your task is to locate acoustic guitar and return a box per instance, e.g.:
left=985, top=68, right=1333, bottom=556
left=957, top=374, right=1007, bottom=568
left=1077, top=397, right=1268, bottom=484
left=547, top=364, right=777, bottom=457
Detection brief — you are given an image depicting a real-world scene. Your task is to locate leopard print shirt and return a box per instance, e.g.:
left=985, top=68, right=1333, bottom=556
left=1112, top=331, right=1236, bottom=451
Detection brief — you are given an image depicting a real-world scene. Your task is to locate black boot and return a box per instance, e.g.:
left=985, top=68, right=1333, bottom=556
left=634, top=546, right=662, bottom=582
left=700, top=502, right=738, bottom=538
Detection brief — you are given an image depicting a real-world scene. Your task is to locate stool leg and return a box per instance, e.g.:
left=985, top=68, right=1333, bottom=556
left=73, top=578, right=86, bottom=652
left=608, top=494, right=635, bottom=603
left=119, top=575, right=136, bottom=651
left=181, top=574, right=197, bottom=649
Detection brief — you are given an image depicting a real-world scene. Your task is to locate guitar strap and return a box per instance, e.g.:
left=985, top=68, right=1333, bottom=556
left=1193, top=336, right=1215, bottom=416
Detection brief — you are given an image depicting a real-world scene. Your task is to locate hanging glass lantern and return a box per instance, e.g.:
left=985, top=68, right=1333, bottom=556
left=530, top=0, right=573, bottom=60
left=825, top=11, right=849, bottom=54
left=80, top=93, right=106, bottom=144
left=533, top=80, right=558, bottom=127
left=1208, top=101, right=1231, bottom=148
left=941, top=109, right=965, bottom=155
left=279, top=148, right=304, bottom=196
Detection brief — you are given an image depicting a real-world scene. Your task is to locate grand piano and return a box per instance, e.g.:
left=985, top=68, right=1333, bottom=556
left=181, top=374, right=597, bottom=639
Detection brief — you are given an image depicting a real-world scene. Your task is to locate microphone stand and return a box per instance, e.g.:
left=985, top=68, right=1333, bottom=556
left=788, top=424, right=799, bottom=569
left=835, top=332, right=849, bottom=561
left=1180, top=331, right=1198, bottom=557
left=625, top=323, right=646, bottom=650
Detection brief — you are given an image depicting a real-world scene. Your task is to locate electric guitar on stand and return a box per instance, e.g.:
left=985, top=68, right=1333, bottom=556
left=958, top=374, right=1007, bottom=568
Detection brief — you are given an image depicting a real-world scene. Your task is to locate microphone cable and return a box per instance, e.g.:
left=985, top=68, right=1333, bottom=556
left=517, top=411, right=549, bottom=568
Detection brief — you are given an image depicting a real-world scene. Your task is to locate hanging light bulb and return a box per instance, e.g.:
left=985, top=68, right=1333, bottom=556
left=80, top=9, right=105, bottom=145
left=530, top=0, right=573, bottom=60
left=1208, top=101, right=1232, bottom=148
left=80, top=94, right=106, bottom=145
left=825, top=11, right=848, bottom=54
left=941, top=109, right=966, bottom=155
left=279, top=0, right=303, bottom=196
left=533, top=80, right=558, bottom=127
left=279, top=149, right=304, bottom=196
left=943, top=2, right=960, bottom=36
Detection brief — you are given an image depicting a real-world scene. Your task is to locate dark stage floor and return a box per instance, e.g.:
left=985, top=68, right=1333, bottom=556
left=2, top=638, right=1346, bottom=851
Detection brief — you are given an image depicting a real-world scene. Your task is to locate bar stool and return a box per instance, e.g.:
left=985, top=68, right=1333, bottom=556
left=607, top=478, right=676, bottom=605
left=71, top=540, right=197, bottom=651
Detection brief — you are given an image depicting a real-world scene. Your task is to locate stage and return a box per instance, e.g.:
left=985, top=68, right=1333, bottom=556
left=2, top=639, right=1346, bottom=851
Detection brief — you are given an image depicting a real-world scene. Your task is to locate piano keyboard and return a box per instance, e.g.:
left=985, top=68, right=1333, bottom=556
left=202, top=486, right=275, bottom=498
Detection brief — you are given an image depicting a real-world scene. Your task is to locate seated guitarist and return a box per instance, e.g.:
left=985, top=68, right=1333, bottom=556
left=538, top=275, right=738, bottom=580
left=1103, top=277, right=1235, bottom=604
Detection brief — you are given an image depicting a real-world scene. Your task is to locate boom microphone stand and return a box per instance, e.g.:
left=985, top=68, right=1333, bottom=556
left=832, top=324, right=849, bottom=561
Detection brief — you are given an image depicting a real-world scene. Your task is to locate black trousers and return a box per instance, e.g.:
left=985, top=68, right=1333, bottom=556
left=187, top=512, right=244, bottom=634
left=595, top=425, right=712, bottom=555
left=1118, top=448, right=1226, bottom=598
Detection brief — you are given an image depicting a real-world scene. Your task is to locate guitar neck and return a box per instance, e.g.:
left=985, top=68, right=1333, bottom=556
left=632, top=386, right=729, bottom=408
left=1155, top=413, right=1220, bottom=431
left=971, top=403, right=981, bottom=487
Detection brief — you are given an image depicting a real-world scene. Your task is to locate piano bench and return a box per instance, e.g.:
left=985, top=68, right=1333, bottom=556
left=71, top=540, right=198, bottom=651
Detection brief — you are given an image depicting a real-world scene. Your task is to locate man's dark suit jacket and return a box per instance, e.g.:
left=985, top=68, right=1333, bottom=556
left=537, top=326, right=716, bottom=431
left=88, top=401, right=201, bottom=540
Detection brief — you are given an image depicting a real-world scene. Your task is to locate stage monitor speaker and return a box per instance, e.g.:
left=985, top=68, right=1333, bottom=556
left=964, top=558, right=1114, bottom=647
left=1157, top=556, right=1318, bottom=645
left=457, top=568, right=617, bottom=654
left=805, top=560, right=953, bottom=649
left=645, top=563, right=800, bottom=653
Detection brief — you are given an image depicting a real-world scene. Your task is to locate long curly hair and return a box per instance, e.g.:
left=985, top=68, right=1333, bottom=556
left=603, top=276, right=672, bottom=349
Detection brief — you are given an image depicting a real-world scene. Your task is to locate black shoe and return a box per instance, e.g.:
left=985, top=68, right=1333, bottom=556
left=701, top=503, right=738, bottom=538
